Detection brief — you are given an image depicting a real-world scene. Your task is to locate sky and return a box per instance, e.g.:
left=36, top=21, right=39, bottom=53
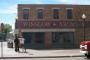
left=0, top=0, right=90, bottom=31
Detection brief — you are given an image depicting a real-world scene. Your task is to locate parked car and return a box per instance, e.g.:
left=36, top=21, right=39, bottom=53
left=80, top=41, right=90, bottom=58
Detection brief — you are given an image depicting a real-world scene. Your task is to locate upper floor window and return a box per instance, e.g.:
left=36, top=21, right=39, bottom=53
left=37, top=9, right=43, bottom=19
left=23, top=8, right=29, bottom=19
left=67, top=8, right=73, bottom=19
left=53, top=9, right=59, bottom=19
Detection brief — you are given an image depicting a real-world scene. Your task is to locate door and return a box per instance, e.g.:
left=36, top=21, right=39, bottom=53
left=63, top=32, right=74, bottom=48
left=52, top=32, right=64, bottom=48
left=33, top=32, right=45, bottom=49
left=22, top=32, right=32, bottom=48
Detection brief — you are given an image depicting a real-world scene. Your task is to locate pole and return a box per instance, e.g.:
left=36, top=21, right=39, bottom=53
left=1, top=33, right=3, bottom=58
left=1, top=38, right=3, bottom=57
left=0, top=23, right=4, bottom=58
left=83, top=19, right=85, bottom=41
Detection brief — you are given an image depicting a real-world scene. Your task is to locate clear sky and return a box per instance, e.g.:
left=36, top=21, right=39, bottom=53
left=0, top=0, right=90, bottom=30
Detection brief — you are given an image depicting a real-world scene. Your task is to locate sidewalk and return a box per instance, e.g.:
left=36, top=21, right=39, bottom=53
left=0, top=42, right=84, bottom=58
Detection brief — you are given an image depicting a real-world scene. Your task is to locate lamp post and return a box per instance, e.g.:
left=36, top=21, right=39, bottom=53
left=82, top=14, right=86, bottom=41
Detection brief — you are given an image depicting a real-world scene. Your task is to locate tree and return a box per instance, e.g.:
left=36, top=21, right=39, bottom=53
left=4, top=24, right=12, bottom=33
left=3, top=24, right=12, bottom=40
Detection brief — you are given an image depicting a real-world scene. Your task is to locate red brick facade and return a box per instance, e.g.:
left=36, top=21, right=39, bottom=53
left=15, top=4, right=90, bottom=48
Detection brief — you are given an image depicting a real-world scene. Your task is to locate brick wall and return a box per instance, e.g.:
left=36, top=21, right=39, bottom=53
left=16, top=4, right=90, bottom=48
left=18, top=4, right=90, bottom=21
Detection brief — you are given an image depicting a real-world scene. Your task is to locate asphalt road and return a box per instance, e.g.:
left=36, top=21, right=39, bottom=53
left=0, top=57, right=89, bottom=60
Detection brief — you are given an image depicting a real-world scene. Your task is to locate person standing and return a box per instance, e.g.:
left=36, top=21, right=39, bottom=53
left=18, top=36, right=25, bottom=52
left=14, top=35, right=19, bottom=52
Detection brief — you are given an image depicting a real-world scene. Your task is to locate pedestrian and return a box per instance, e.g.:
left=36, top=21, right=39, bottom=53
left=14, top=35, right=19, bottom=52
left=18, top=36, right=26, bottom=53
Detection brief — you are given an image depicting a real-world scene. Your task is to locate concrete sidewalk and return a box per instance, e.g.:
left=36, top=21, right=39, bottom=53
left=0, top=42, right=84, bottom=58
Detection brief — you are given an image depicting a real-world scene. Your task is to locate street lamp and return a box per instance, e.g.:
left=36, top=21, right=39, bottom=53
left=82, top=14, right=86, bottom=41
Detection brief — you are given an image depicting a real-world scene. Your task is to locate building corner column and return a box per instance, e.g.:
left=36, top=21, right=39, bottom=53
left=45, top=32, right=52, bottom=48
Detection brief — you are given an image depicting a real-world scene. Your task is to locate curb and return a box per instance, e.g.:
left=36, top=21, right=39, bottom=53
left=0, top=55, right=84, bottom=59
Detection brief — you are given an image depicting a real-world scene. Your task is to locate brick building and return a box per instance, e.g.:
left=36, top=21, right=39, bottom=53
left=15, top=4, right=90, bottom=49
left=0, top=23, right=4, bottom=32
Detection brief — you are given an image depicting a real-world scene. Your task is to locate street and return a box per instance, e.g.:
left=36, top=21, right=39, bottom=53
left=0, top=57, right=89, bottom=60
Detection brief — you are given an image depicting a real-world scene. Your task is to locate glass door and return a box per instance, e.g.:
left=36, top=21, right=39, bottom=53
left=34, top=32, right=45, bottom=49
left=52, top=32, right=64, bottom=48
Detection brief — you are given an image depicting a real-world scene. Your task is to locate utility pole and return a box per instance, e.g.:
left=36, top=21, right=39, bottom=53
left=1, top=23, right=4, bottom=57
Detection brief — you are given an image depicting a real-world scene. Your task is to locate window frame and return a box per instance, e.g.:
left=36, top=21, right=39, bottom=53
left=23, top=8, right=30, bottom=19
left=52, top=8, right=60, bottom=19
left=36, top=8, right=44, bottom=19
left=66, top=8, right=73, bottom=19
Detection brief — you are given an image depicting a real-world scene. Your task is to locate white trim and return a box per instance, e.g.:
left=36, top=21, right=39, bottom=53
left=15, top=29, right=75, bottom=34
left=23, top=8, right=30, bottom=10
left=36, top=8, right=44, bottom=9
left=66, top=8, right=73, bottom=10
left=52, top=8, right=61, bottom=10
